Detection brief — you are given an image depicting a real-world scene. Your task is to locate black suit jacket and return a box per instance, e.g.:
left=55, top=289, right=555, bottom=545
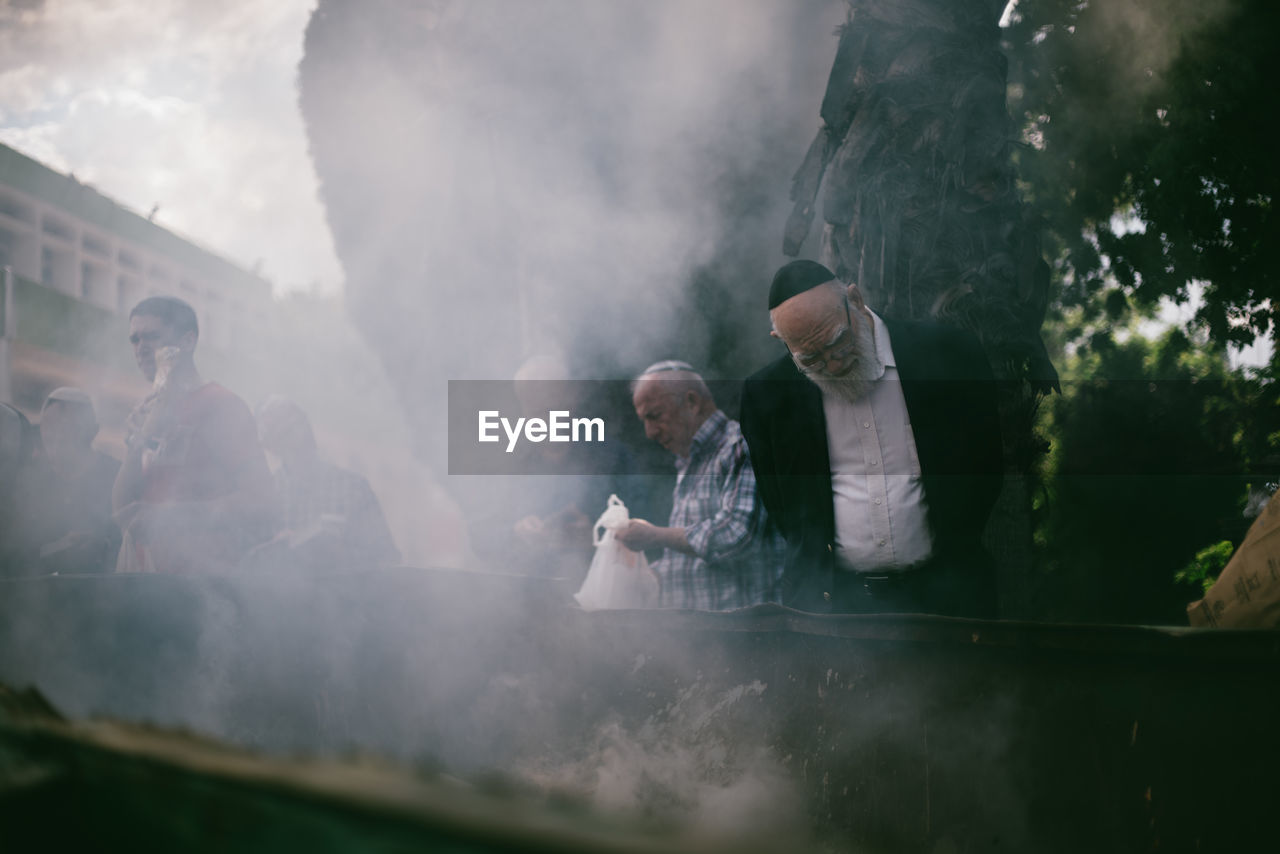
left=739, top=317, right=1003, bottom=612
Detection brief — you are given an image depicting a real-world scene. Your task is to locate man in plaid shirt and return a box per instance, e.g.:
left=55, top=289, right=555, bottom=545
left=615, top=361, right=784, bottom=610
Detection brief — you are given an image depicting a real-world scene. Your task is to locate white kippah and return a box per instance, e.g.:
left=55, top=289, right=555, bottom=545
left=640, top=359, right=696, bottom=376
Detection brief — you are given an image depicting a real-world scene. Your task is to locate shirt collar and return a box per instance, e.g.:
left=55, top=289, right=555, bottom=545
left=867, top=309, right=894, bottom=377
left=680, top=409, right=728, bottom=465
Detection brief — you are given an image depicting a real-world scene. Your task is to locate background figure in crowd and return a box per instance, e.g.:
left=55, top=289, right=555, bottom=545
left=33, top=388, right=120, bottom=574
left=254, top=395, right=400, bottom=571
left=740, top=261, right=1003, bottom=617
left=617, top=360, right=783, bottom=610
left=0, top=402, right=48, bottom=578
left=452, top=353, right=649, bottom=583
left=112, top=296, right=276, bottom=574
left=503, top=355, right=595, bottom=575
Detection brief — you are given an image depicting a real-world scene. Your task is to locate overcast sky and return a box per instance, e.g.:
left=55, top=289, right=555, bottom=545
left=0, top=0, right=342, bottom=295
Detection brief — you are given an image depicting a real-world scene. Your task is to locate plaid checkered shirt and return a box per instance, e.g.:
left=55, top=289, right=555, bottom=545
left=654, top=410, right=785, bottom=610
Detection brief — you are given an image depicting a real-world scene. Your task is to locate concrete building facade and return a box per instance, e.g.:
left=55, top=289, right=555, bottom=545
left=0, top=142, right=466, bottom=568
left=1, top=142, right=272, bottom=422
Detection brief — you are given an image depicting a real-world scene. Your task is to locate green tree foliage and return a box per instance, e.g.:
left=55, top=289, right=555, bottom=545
left=997, top=0, right=1280, bottom=622
left=1033, top=328, right=1256, bottom=623
left=1005, top=0, right=1278, bottom=348
left=1174, top=540, right=1235, bottom=595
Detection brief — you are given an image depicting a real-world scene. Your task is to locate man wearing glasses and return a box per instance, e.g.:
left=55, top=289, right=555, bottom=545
left=740, top=261, right=1002, bottom=617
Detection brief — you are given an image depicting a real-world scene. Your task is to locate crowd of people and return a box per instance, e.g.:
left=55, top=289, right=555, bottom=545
left=0, top=295, right=400, bottom=580
left=458, top=260, right=1002, bottom=617
left=2, top=259, right=1004, bottom=618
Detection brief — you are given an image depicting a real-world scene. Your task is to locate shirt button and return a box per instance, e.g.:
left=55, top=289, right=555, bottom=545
left=827, top=543, right=833, bottom=553
left=862, top=422, right=870, bottom=429
left=823, top=591, right=831, bottom=602
left=870, top=460, right=877, bottom=466
left=878, top=539, right=886, bottom=547
left=874, top=498, right=882, bottom=505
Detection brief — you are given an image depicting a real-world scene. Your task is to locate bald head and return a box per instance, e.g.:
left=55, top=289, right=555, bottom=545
left=632, top=362, right=716, bottom=458
left=633, top=360, right=713, bottom=398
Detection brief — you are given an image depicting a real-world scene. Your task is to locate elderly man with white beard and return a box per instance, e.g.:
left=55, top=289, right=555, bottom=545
left=739, top=260, right=1003, bottom=617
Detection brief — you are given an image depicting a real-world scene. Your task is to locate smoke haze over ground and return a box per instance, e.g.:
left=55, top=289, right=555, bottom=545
left=9, top=570, right=1273, bottom=851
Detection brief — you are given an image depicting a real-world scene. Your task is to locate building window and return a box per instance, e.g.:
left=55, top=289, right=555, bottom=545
left=81, top=260, right=111, bottom=306
left=0, top=226, right=16, bottom=269
left=41, top=244, right=75, bottom=292
left=148, top=264, right=172, bottom=294
left=0, top=192, right=35, bottom=225
left=82, top=233, right=110, bottom=258
left=41, top=215, right=75, bottom=243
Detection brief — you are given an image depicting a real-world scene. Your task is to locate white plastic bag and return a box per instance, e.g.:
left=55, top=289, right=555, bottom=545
left=574, top=495, right=659, bottom=610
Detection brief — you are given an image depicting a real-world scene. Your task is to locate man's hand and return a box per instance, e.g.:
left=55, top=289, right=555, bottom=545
left=615, top=520, right=697, bottom=555
left=614, top=519, right=663, bottom=551
left=516, top=509, right=593, bottom=548
left=124, top=394, right=171, bottom=452
left=513, top=514, right=547, bottom=543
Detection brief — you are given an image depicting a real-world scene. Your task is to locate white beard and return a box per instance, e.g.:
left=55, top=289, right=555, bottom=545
left=800, top=309, right=881, bottom=404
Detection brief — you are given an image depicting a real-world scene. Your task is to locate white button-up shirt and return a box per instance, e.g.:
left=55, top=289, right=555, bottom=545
left=821, top=311, right=933, bottom=572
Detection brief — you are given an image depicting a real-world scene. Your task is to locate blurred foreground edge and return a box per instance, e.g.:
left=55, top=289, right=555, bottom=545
left=0, top=682, right=742, bottom=854
left=2, top=568, right=1279, bottom=852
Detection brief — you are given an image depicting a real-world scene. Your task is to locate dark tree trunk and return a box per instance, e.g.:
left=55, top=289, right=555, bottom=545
left=786, top=0, right=1058, bottom=616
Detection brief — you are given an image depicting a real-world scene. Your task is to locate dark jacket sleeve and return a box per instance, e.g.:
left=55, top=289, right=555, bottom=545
left=899, top=322, right=1003, bottom=558
left=739, top=376, right=785, bottom=538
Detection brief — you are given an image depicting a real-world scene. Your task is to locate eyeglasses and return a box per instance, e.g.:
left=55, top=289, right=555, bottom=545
left=789, top=298, right=856, bottom=373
